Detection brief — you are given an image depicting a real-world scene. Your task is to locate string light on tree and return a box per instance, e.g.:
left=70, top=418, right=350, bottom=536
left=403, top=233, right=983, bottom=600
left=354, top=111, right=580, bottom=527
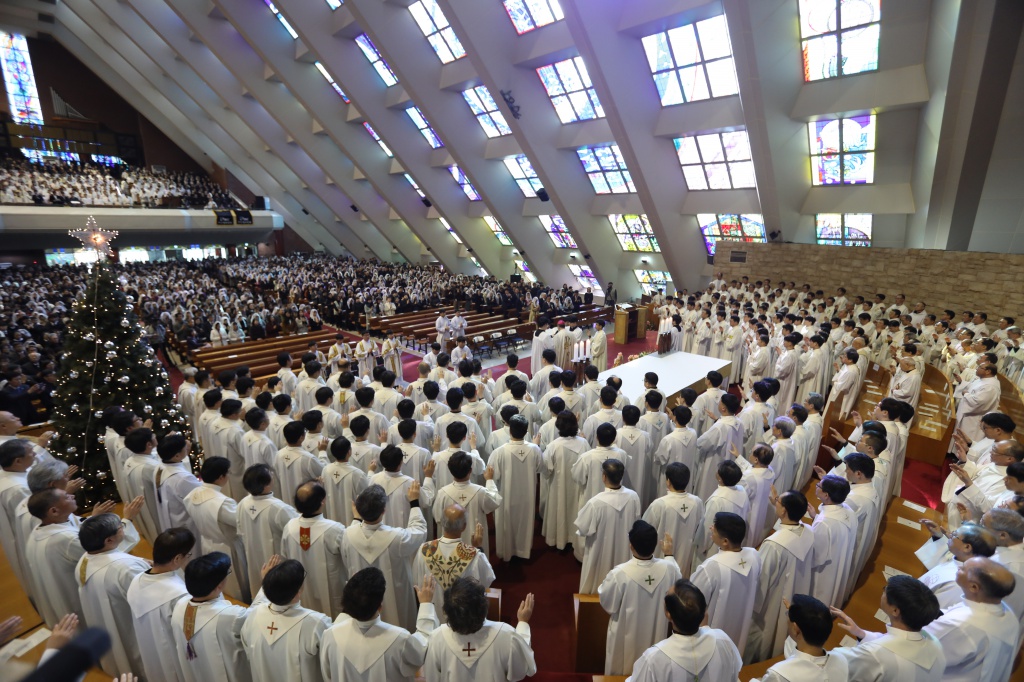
left=50, top=217, right=191, bottom=505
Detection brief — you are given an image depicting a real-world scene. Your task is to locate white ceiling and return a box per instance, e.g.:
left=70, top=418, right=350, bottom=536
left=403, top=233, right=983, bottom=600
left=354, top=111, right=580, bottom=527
left=1, top=0, right=1020, bottom=296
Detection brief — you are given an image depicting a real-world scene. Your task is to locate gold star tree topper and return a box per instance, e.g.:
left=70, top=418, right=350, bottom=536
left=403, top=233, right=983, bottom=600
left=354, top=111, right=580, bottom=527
left=69, top=216, right=119, bottom=256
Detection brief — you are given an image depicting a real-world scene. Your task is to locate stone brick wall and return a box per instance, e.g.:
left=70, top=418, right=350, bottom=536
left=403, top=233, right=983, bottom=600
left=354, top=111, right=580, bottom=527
left=712, top=242, right=1024, bottom=320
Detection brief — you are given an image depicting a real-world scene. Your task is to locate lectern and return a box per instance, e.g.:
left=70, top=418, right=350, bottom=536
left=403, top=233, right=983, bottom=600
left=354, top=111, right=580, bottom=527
left=613, top=305, right=647, bottom=345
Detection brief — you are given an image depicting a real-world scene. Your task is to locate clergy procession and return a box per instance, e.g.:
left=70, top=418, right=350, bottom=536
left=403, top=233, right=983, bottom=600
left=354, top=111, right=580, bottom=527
left=4, top=267, right=1024, bottom=682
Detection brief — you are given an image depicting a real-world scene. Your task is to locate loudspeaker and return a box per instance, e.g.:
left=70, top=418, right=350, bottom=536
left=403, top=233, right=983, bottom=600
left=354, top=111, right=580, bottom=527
left=536, top=188, right=550, bottom=202
left=510, top=274, right=522, bottom=283
left=251, top=196, right=271, bottom=210
left=421, top=198, right=432, bottom=207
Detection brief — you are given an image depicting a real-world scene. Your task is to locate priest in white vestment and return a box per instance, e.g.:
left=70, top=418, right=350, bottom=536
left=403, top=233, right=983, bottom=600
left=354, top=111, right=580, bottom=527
left=240, top=558, right=332, bottom=682
left=953, top=365, right=1001, bottom=444
left=625, top=578, right=742, bottom=682
left=689, top=373, right=725, bottom=436
left=156, top=434, right=202, bottom=539
left=184, top=457, right=250, bottom=602
left=615, top=407, right=654, bottom=508
left=774, top=335, right=800, bottom=410
left=745, top=491, right=816, bottom=663
left=127, top=528, right=196, bottom=682
left=341, top=482, right=427, bottom=631
left=208, top=401, right=247, bottom=502
left=651, top=406, right=697, bottom=506
left=355, top=333, right=379, bottom=381
left=322, top=437, right=371, bottom=525
left=281, top=481, right=347, bottom=619
left=738, top=382, right=775, bottom=455
left=423, top=577, right=537, bottom=682
left=119, top=428, right=162, bottom=545
left=922, top=557, right=1019, bottom=682
left=697, top=461, right=750, bottom=561
left=751, top=594, right=850, bottom=682
left=541, top=413, right=590, bottom=551
left=690, top=511, right=762, bottom=653
left=427, top=453, right=502, bottom=553
left=808, top=474, right=858, bottom=609
left=275, top=421, right=326, bottom=505
left=843, top=453, right=882, bottom=600
left=598, top=520, right=682, bottom=675
left=693, top=394, right=745, bottom=500
left=0, top=438, right=35, bottom=593
left=643, top=462, right=704, bottom=576
left=75, top=512, right=152, bottom=677
left=237, top=463, right=299, bottom=594
left=25, top=489, right=141, bottom=628
left=321, top=567, right=439, bottom=682
left=575, top=459, right=642, bottom=593
left=490, top=416, right=542, bottom=561
left=170, top=552, right=274, bottom=682
left=572, top=426, right=629, bottom=512
left=830, top=575, right=946, bottom=682
left=735, top=443, right=777, bottom=546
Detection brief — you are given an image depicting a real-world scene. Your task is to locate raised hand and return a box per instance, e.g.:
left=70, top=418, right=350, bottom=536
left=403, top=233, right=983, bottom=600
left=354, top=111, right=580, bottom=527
left=0, top=615, right=23, bottom=645
left=813, top=465, right=827, bottom=480
left=46, top=613, right=77, bottom=649
left=379, top=429, right=388, bottom=444
left=407, top=480, right=421, bottom=502
left=414, top=575, right=435, bottom=604
left=850, top=411, right=862, bottom=427
left=319, top=437, right=329, bottom=452
left=432, top=434, right=441, bottom=452
left=66, top=478, right=86, bottom=495
left=423, top=459, right=436, bottom=478
left=123, top=495, right=145, bottom=521
left=484, top=466, right=494, bottom=481
left=949, top=463, right=972, bottom=487
left=728, top=443, right=741, bottom=459
left=368, top=458, right=378, bottom=473
left=956, top=502, right=974, bottom=523
left=65, top=464, right=79, bottom=477
left=469, top=432, right=477, bottom=450
left=829, top=607, right=866, bottom=640
left=661, top=532, right=674, bottom=557
left=89, top=500, right=117, bottom=517
left=471, top=522, right=484, bottom=548
left=517, top=593, right=535, bottom=623
left=341, top=409, right=350, bottom=429
left=260, top=554, right=282, bottom=578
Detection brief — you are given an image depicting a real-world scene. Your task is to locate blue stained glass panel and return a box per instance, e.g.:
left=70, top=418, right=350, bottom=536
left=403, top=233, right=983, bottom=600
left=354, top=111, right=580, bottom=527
left=0, top=32, right=44, bottom=125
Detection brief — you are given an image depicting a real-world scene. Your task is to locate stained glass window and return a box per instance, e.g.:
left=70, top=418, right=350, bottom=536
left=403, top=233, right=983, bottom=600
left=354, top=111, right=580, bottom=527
left=504, top=155, right=544, bottom=197
left=539, top=215, right=577, bottom=248
left=263, top=0, right=299, bottom=39
left=641, top=15, right=739, bottom=107
left=449, top=165, right=481, bottom=201
left=409, top=0, right=465, bottom=64
left=462, top=86, right=512, bottom=138
left=0, top=33, right=44, bottom=125
left=536, top=57, right=604, bottom=123
left=404, top=174, right=426, bottom=199
left=609, top=214, right=660, bottom=252
left=325, top=0, right=343, bottom=8
left=503, top=0, right=564, bottom=35
left=800, top=0, right=881, bottom=81
left=576, top=144, right=635, bottom=194
left=697, top=213, right=767, bottom=255
left=515, top=260, right=538, bottom=283
left=355, top=34, right=399, bottom=87
left=406, top=106, right=444, bottom=148
left=439, top=217, right=463, bottom=244
left=568, top=264, right=603, bottom=293
left=674, top=130, right=756, bottom=190
left=315, top=61, right=350, bottom=103
left=815, top=213, right=872, bottom=246
left=364, top=122, right=393, bottom=157
left=808, top=114, right=875, bottom=185
left=634, top=269, right=673, bottom=296
left=484, top=216, right=514, bottom=246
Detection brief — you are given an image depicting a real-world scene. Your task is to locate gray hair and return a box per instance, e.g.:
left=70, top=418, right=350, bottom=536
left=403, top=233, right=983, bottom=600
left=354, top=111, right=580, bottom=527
left=27, top=459, right=69, bottom=494
left=441, top=505, right=468, bottom=535
left=985, top=509, right=1024, bottom=544
left=774, top=416, right=796, bottom=439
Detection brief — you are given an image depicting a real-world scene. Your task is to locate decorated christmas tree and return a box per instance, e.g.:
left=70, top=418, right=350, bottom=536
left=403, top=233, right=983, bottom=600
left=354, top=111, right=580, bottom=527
left=49, top=218, right=189, bottom=505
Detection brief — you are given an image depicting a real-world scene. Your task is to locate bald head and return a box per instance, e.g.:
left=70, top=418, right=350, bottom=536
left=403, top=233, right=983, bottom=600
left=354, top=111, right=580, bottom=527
left=960, top=556, right=1016, bottom=603
left=441, top=504, right=467, bottom=538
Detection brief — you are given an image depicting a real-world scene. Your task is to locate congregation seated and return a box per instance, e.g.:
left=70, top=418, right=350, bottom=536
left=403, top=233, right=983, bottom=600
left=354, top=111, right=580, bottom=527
left=0, top=154, right=239, bottom=209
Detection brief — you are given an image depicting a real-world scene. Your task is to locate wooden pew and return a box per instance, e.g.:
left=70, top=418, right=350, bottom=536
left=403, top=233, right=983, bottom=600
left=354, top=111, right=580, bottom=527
left=194, top=330, right=335, bottom=363
left=998, top=373, right=1024, bottom=442
left=573, top=593, right=610, bottom=674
